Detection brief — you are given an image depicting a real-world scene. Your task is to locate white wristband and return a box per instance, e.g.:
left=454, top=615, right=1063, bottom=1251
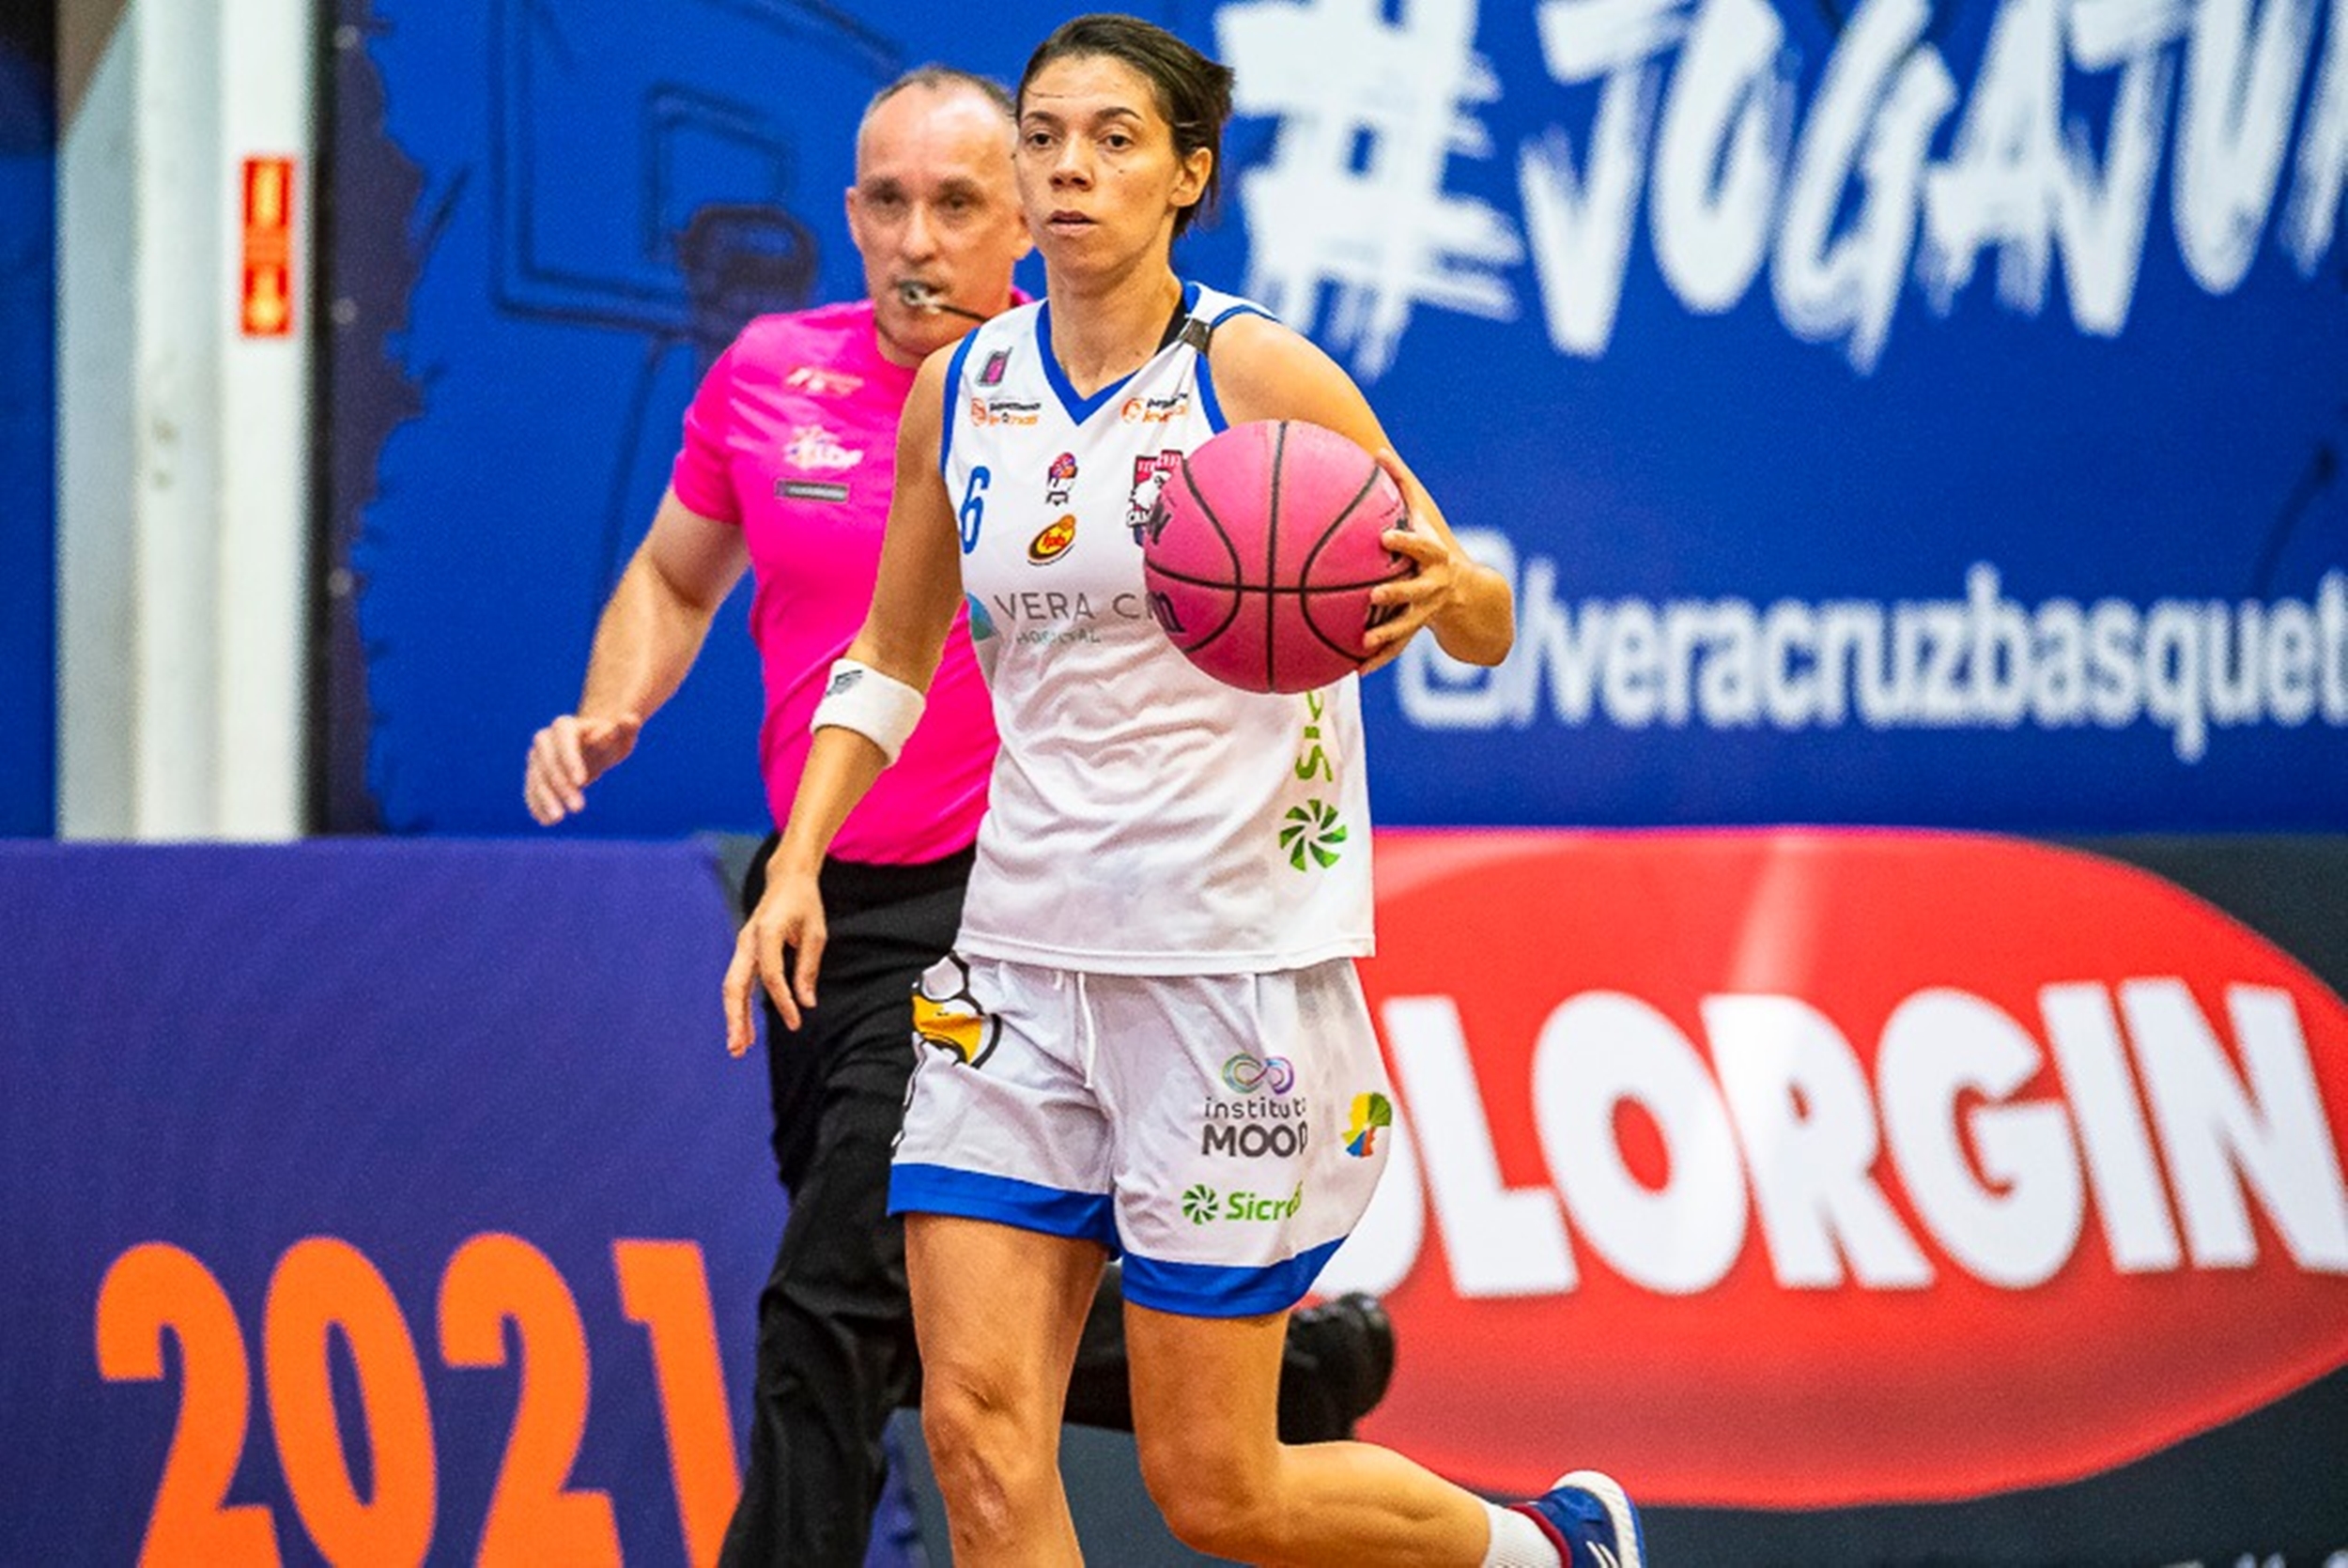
left=810, top=658, right=926, bottom=765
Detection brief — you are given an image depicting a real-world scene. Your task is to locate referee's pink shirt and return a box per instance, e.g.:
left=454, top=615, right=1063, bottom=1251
left=671, top=300, right=997, bottom=864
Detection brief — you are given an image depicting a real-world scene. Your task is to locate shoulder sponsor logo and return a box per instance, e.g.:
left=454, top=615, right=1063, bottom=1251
left=775, top=479, right=851, bottom=503
left=971, top=397, right=1042, bottom=428
left=784, top=366, right=864, bottom=396
left=782, top=424, right=863, bottom=472
left=1027, top=516, right=1077, bottom=565
left=978, top=348, right=1011, bottom=387
left=1332, top=830, right=2348, bottom=1510
left=1344, top=1092, right=1392, bottom=1157
left=1120, top=392, right=1190, bottom=424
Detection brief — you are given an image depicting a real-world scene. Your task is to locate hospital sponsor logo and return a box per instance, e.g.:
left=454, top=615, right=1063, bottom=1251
left=981, top=589, right=1154, bottom=651
left=1222, top=1052, right=1296, bottom=1095
left=970, top=397, right=1042, bottom=427
left=782, top=424, right=863, bottom=472
left=1344, top=1092, right=1392, bottom=1158
left=1181, top=1183, right=1305, bottom=1225
left=783, top=366, right=864, bottom=396
left=1120, top=392, right=1190, bottom=424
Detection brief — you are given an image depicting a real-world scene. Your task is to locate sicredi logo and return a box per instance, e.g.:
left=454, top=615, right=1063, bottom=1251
left=1332, top=830, right=2348, bottom=1511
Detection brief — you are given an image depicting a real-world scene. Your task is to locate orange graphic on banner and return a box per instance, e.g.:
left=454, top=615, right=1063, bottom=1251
left=240, top=157, right=296, bottom=338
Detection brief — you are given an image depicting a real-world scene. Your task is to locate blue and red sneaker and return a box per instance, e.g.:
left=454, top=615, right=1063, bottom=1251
left=1509, top=1470, right=1645, bottom=1568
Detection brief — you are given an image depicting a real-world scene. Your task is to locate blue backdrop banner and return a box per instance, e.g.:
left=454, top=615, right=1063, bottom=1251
left=0, top=12, right=55, bottom=836
left=0, top=841, right=821, bottom=1566
left=335, top=0, right=2348, bottom=834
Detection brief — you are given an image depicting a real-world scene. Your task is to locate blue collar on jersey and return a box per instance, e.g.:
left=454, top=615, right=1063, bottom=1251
left=1035, top=279, right=1206, bottom=424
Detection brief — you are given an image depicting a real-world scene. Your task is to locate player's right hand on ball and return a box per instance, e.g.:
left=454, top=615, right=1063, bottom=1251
left=724, top=871, right=826, bottom=1053
left=523, top=713, right=643, bottom=824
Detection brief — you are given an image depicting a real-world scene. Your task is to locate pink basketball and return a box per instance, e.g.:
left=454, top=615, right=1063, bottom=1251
left=1139, top=421, right=1414, bottom=694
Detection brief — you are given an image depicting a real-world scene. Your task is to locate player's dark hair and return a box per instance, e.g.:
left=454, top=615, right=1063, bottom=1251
left=864, top=65, right=1016, bottom=128
left=1016, top=14, right=1235, bottom=238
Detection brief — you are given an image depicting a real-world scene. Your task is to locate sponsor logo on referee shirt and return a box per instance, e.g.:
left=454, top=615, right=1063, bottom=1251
left=783, top=424, right=863, bottom=471
left=776, top=479, right=851, bottom=503
left=784, top=365, right=864, bottom=396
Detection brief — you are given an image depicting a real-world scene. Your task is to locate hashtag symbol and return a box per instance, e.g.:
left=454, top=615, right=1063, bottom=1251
left=1216, top=0, right=1522, bottom=377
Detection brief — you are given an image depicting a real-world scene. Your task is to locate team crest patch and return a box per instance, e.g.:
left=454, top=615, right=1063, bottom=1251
left=912, top=956, right=998, bottom=1068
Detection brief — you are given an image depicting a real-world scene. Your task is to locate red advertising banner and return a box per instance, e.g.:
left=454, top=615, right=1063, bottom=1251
left=1348, top=830, right=2348, bottom=1510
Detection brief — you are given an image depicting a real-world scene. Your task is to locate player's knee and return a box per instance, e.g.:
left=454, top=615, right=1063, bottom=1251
left=919, top=1370, right=1056, bottom=1529
left=1137, top=1437, right=1284, bottom=1559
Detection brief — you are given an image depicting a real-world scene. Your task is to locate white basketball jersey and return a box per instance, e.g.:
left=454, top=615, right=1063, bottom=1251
left=939, top=282, right=1374, bottom=975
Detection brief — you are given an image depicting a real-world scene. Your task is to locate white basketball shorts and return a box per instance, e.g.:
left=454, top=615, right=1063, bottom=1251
left=887, top=951, right=1395, bottom=1317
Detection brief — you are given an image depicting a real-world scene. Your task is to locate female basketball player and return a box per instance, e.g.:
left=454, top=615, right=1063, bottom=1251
left=728, top=14, right=1643, bottom=1567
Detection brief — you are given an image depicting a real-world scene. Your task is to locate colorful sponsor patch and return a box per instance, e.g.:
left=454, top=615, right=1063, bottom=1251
left=1222, top=1052, right=1296, bottom=1095
left=1344, top=1091, right=1392, bottom=1157
left=1027, top=515, right=1077, bottom=564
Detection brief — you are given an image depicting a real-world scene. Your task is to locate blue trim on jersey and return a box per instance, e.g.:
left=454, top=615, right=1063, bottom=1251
left=888, top=1162, right=1121, bottom=1249
left=1035, top=281, right=1206, bottom=425
left=1119, top=1235, right=1347, bottom=1318
left=938, top=331, right=981, bottom=476
left=1193, top=296, right=1266, bottom=434
left=1197, top=346, right=1231, bottom=434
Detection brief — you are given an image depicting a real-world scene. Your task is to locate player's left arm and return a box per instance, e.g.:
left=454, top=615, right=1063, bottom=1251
left=1209, top=314, right=1513, bottom=668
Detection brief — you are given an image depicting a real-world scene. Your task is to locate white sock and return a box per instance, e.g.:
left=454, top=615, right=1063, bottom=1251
left=1480, top=1499, right=1565, bottom=1568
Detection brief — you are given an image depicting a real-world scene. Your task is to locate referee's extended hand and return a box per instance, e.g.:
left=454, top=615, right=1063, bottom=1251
left=523, top=712, right=643, bottom=824
left=724, top=869, right=826, bottom=1054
